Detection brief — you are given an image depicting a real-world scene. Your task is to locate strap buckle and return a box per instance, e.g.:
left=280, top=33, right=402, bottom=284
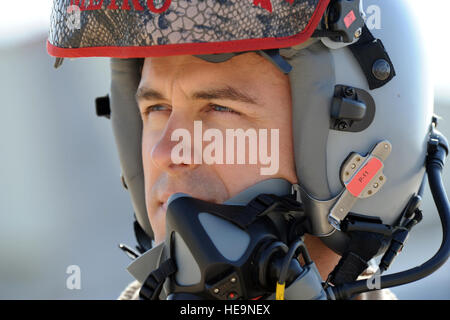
left=139, top=258, right=177, bottom=300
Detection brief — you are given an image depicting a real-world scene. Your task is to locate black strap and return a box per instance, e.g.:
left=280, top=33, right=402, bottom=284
left=328, top=231, right=387, bottom=286
left=210, top=194, right=303, bottom=230
left=133, top=218, right=153, bottom=254
left=329, top=251, right=368, bottom=285
left=348, top=25, right=396, bottom=90
left=139, top=258, right=177, bottom=300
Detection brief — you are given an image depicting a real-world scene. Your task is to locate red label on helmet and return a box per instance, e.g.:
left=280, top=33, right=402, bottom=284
left=344, top=10, right=357, bottom=29
left=346, top=157, right=383, bottom=197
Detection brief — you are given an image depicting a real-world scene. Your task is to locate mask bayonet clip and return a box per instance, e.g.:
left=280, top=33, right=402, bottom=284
left=328, top=140, right=392, bottom=230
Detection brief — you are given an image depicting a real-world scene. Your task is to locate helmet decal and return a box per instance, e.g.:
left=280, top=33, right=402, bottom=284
left=48, top=0, right=329, bottom=58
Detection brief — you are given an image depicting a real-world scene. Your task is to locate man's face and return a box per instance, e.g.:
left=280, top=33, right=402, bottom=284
left=137, top=53, right=297, bottom=244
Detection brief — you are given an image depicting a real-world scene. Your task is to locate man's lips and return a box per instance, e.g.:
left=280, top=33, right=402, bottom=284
left=158, top=192, right=186, bottom=212
left=158, top=191, right=177, bottom=212
left=157, top=192, right=218, bottom=212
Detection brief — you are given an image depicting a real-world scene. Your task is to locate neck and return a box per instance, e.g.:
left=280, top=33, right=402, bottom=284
left=303, top=234, right=341, bottom=280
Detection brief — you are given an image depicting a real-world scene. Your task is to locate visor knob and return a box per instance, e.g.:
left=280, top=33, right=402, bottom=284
left=95, top=95, right=111, bottom=119
left=372, top=59, right=391, bottom=81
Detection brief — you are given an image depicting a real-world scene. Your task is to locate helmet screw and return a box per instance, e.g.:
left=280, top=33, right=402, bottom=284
left=214, top=288, right=220, bottom=294
left=354, top=27, right=362, bottom=39
left=230, top=277, right=236, bottom=283
left=372, top=59, right=391, bottom=81
left=344, top=87, right=355, bottom=97
left=338, top=120, right=349, bottom=130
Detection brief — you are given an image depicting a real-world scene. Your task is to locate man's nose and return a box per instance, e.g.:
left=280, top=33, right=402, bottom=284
left=150, top=115, right=199, bottom=175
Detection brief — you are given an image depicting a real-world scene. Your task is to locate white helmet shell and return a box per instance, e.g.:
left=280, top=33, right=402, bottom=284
left=286, top=0, right=433, bottom=253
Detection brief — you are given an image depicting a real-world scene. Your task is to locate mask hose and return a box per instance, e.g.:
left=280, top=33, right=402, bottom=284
left=275, top=239, right=307, bottom=300
left=331, top=128, right=449, bottom=300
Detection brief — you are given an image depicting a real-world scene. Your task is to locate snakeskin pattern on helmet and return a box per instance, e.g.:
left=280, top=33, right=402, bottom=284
left=49, top=0, right=324, bottom=56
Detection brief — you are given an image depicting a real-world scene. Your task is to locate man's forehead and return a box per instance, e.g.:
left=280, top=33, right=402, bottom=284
left=140, top=53, right=285, bottom=89
left=143, top=52, right=262, bottom=64
left=141, top=52, right=273, bottom=77
left=139, top=56, right=263, bottom=96
left=140, top=55, right=215, bottom=85
left=143, top=54, right=204, bottom=68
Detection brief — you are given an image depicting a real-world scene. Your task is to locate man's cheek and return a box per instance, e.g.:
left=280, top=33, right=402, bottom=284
left=142, top=112, right=171, bottom=131
left=142, top=143, right=161, bottom=209
left=141, top=129, right=161, bottom=169
left=215, top=163, right=263, bottom=197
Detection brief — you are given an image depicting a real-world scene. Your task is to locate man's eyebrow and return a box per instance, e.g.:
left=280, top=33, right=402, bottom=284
left=192, top=86, right=258, bottom=105
left=136, top=87, right=165, bottom=103
left=136, top=86, right=259, bottom=105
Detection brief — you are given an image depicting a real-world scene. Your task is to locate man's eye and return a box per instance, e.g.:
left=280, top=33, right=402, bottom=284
left=142, top=104, right=170, bottom=115
left=209, top=104, right=240, bottom=115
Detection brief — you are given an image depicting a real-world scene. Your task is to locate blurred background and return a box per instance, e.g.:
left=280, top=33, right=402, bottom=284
left=0, top=0, right=448, bottom=299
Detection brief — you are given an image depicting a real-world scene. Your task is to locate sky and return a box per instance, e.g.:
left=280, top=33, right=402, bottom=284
left=407, top=0, right=450, bottom=99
